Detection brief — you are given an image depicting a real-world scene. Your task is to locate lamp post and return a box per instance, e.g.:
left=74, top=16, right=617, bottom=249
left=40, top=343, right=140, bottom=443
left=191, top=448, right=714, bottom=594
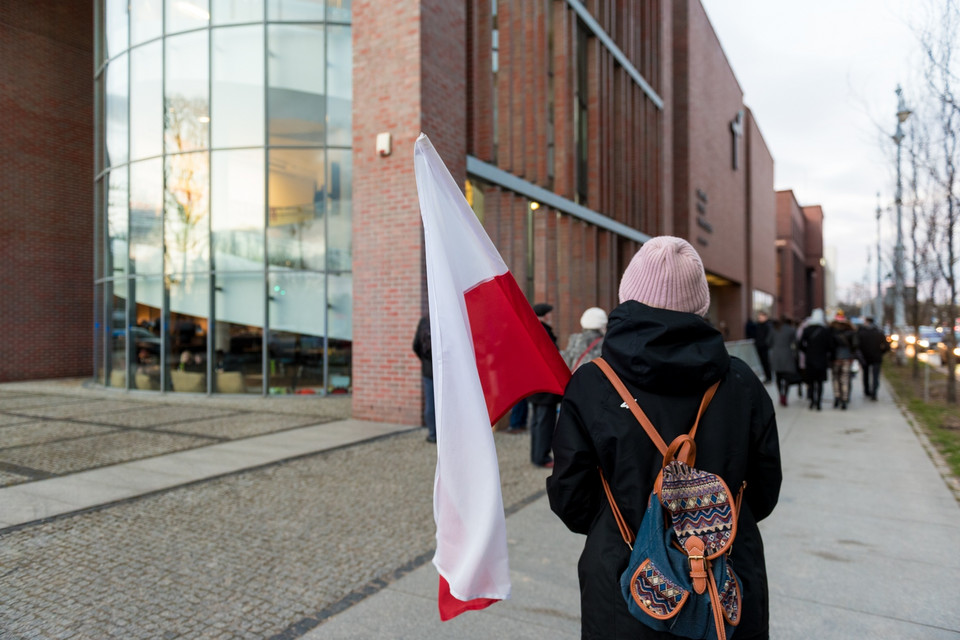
left=892, top=85, right=911, bottom=364
left=876, top=193, right=882, bottom=325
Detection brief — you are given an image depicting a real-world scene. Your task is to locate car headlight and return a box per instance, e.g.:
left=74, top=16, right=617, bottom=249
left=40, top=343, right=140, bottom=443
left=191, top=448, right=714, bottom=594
left=919, top=339, right=929, bottom=348
left=891, top=333, right=900, bottom=342
left=907, top=335, right=917, bottom=345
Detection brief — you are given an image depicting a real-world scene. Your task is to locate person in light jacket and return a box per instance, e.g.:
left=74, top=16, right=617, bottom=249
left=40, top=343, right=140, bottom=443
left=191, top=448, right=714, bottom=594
left=562, top=307, right=608, bottom=371
left=547, top=236, right=782, bottom=640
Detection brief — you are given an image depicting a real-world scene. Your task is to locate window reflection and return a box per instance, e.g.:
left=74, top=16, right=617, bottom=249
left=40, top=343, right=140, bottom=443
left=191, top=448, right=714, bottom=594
left=94, top=285, right=105, bottom=384
left=165, top=31, right=210, bottom=154
left=132, top=277, right=163, bottom=390
left=326, top=0, right=351, bottom=22
left=214, top=273, right=264, bottom=394
left=212, top=0, right=264, bottom=25
left=326, top=25, right=352, bottom=147
left=131, top=41, right=163, bottom=161
left=267, top=149, right=324, bottom=270
left=108, top=283, right=128, bottom=388
left=130, top=159, right=164, bottom=275
left=212, top=26, right=265, bottom=148
left=166, top=0, right=210, bottom=35
left=327, top=272, right=352, bottom=393
left=166, top=274, right=209, bottom=393
left=131, top=0, right=163, bottom=46
left=326, top=149, right=351, bottom=271
left=268, top=25, right=324, bottom=146
left=268, top=0, right=324, bottom=21
left=105, top=53, right=129, bottom=167
left=107, top=167, right=129, bottom=277
left=105, top=0, right=129, bottom=60
left=212, top=149, right=265, bottom=269
left=164, top=151, right=210, bottom=276
left=268, top=271, right=326, bottom=394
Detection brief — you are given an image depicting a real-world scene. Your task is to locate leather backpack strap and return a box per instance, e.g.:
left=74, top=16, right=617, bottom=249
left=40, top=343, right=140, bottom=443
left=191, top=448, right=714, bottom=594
left=599, top=468, right=635, bottom=547
left=593, top=358, right=668, bottom=455
left=673, top=380, right=721, bottom=465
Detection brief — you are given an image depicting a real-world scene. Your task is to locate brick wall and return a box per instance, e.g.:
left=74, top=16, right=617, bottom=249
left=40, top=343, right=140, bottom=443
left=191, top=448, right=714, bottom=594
left=351, top=0, right=466, bottom=424
left=0, top=3, right=94, bottom=382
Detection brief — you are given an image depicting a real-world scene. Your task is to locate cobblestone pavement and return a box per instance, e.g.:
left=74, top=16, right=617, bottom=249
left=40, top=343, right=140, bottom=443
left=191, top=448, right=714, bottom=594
left=0, top=382, right=550, bottom=639
left=0, top=383, right=352, bottom=488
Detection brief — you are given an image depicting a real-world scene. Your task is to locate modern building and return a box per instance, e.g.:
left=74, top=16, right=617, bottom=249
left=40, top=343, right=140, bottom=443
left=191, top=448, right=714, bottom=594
left=775, top=189, right=826, bottom=321
left=3, top=1, right=821, bottom=427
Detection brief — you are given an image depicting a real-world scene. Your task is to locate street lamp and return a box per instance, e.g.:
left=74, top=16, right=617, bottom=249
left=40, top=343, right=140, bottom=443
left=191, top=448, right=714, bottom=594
left=875, top=192, right=882, bottom=325
left=892, top=85, right=911, bottom=364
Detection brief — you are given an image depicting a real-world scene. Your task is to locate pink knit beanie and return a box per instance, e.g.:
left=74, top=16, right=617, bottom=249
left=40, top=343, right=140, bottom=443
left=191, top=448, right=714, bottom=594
left=618, top=236, right=710, bottom=316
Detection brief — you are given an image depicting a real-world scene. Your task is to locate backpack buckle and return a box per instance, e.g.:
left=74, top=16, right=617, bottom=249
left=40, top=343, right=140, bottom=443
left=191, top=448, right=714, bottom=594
left=684, top=538, right=708, bottom=594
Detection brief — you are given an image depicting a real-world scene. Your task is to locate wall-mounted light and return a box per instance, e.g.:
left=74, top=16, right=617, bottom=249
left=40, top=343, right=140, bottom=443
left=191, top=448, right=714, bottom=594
left=529, top=201, right=540, bottom=211
left=376, top=132, right=392, bottom=157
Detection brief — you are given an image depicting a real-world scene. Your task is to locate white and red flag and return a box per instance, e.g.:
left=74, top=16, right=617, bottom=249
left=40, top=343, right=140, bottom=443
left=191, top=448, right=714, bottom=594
left=413, top=133, right=571, bottom=620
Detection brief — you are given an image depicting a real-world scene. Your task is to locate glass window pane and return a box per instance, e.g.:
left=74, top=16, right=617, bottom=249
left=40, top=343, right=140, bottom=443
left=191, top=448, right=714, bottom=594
left=267, top=149, right=324, bottom=270
left=212, top=149, right=265, bottom=269
left=94, top=284, right=105, bottom=384
left=212, top=26, right=265, bottom=148
left=130, top=41, right=163, bottom=161
left=326, top=25, right=351, bottom=147
left=267, top=25, right=324, bottom=146
left=96, top=75, right=105, bottom=173
left=327, top=272, right=352, bottom=393
left=326, top=0, right=351, bottom=22
left=105, top=0, right=129, bottom=59
left=165, top=31, right=210, bottom=154
left=95, top=177, right=104, bottom=280
left=167, top=0, right=210, bottom=34
left=105, top=54, right=129, bottom=167
left=130, top=158, right=164, bottom=275
left=166, top=274, right=210, bottom=393
left=165, top=151, right=210, bottom=276
left=107, top=167, right=129, bottom=277
left=268, top=0, right=324, bottom=21
left=326, top=148, right=351, bottom=271
left=108, top=281, right=128, bottom=388
left=131, top=0, right=162, bottom=46
left=213, top=272, right=264, bottom=393
left=132, top=277, right=163, bottom=390
left=212, top=0, right=264, bottom=24
left=268, top=271, right=325, bottom=394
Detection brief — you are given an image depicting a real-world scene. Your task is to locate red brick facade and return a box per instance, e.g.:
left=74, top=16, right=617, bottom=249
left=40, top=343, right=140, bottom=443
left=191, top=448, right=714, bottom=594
left=0, top=3, right=94, bottom=382
left=776, top=190, right=826, bottom=320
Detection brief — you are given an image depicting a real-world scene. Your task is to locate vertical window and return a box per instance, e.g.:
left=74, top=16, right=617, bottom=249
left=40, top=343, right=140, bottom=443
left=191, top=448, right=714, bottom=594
left=326, top=25, right=352, bottom=147
left=107, top=167, right=129, bottom=277
left=491, top=0, right=499, bottom=162
left=575, top=22, right=589, bottom=204
left=130, top=0, right=163, bottom=46
left=105, top=0, right=129, bottom=59
left=166, top=0, right=210, bottom=35
left=165, top=31, right=210, bottom=154
left=267, top=25, right=325, bottom=146
left=130, top=41, right=163, bottom=160
left=326, top=148, right=352, bottom=271
left=212, top=25, right=265, bottom=148
left=130, top=158, right=164, bottom=275
left=212, top=149, right=265, bottom=269
left=164, top=151, right=210, bottom=276
left=267, top=149, right=325, bottom=270
left=105, top=54, right=129, bottom=167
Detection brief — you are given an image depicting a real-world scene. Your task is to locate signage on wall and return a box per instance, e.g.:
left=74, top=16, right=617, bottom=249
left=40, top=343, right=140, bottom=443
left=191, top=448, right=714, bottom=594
left=695, top=188, right=711, bottom=247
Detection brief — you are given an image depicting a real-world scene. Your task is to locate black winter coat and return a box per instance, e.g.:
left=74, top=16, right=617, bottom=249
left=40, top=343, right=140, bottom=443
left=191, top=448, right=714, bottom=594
left=547, top=302, right=782, bottom=640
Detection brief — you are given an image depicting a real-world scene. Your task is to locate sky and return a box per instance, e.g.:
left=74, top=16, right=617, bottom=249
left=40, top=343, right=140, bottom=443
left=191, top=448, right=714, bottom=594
left=700, top=0, right=928, bottom=304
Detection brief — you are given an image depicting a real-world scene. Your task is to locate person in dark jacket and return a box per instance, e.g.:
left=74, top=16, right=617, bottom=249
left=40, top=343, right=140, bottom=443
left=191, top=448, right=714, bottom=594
left=547, top=237, right=782, bottom=640
left=829, top=311, right=858, bottom=409
left=767, top=316, right=799, bottom=407
left=529, top=302, right=562, bottom=467
left=857, top=316, right=889, bottom=400
left=799, top=309, right=834, bottom=411
left=412, top=315, right=436, bottom=443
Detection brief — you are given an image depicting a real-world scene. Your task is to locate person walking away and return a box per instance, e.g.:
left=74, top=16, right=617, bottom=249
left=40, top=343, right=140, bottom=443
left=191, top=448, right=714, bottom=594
left=754, top=311, right=773, bottom=384
left=529, top=302, right=562, bottom=467
left=768, top=316, right=799, bottom=406
left=857, top=316, right=889, bottom=400
left=829, top=311, right=858, bottom=409
left=547, top=236, right=782, bottom=640
left=799, top=309, right=834, bottom=411
left=562, top=307, right=608, bottom=371
left=412, top=315, right=436, bottom=443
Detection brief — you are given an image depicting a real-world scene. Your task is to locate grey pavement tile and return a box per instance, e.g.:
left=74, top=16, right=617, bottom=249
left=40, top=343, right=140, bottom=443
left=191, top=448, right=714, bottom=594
left=0, top=470, right=29, bottom=488
left=157, top=412, right=322, bottom=439
left=0, top=430, right=216, bottom=475
left=0, top=421, right=120, bottom=449
left=90, top=405, right=240, bottom=428
left=9, top=399, right=150, bottom=420
left=0, top=413, right=36, bottom=427
left=0, top=395, right=91, bottom=411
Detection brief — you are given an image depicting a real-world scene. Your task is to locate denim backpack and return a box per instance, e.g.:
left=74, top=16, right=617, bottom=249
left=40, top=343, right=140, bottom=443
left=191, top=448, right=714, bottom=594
left=594, top=358, right=745, bottom=640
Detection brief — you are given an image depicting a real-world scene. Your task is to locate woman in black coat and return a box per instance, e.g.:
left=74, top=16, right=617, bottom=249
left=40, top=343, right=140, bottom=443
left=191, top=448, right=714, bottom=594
left=799, top=309, right=834, bottom=411
left=547, top=237, right=782, bottom=640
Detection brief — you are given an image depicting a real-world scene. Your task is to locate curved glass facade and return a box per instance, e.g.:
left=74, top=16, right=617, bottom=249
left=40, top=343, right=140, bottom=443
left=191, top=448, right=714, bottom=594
left=95, top=0, right=353, bottom=395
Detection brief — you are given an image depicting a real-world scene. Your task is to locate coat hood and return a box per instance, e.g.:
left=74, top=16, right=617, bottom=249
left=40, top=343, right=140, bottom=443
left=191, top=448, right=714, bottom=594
left=601, top=301, right=730, bottom=394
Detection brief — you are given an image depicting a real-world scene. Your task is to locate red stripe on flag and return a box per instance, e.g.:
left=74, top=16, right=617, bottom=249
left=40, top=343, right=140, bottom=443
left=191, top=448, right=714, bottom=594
left=464, top=272, right=571, bottom=425
left=438, top=576, right=500, bottom=621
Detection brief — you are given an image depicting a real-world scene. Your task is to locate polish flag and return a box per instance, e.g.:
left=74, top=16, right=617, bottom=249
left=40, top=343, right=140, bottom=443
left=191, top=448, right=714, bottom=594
left=413, top=133, right=571, bottom=621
